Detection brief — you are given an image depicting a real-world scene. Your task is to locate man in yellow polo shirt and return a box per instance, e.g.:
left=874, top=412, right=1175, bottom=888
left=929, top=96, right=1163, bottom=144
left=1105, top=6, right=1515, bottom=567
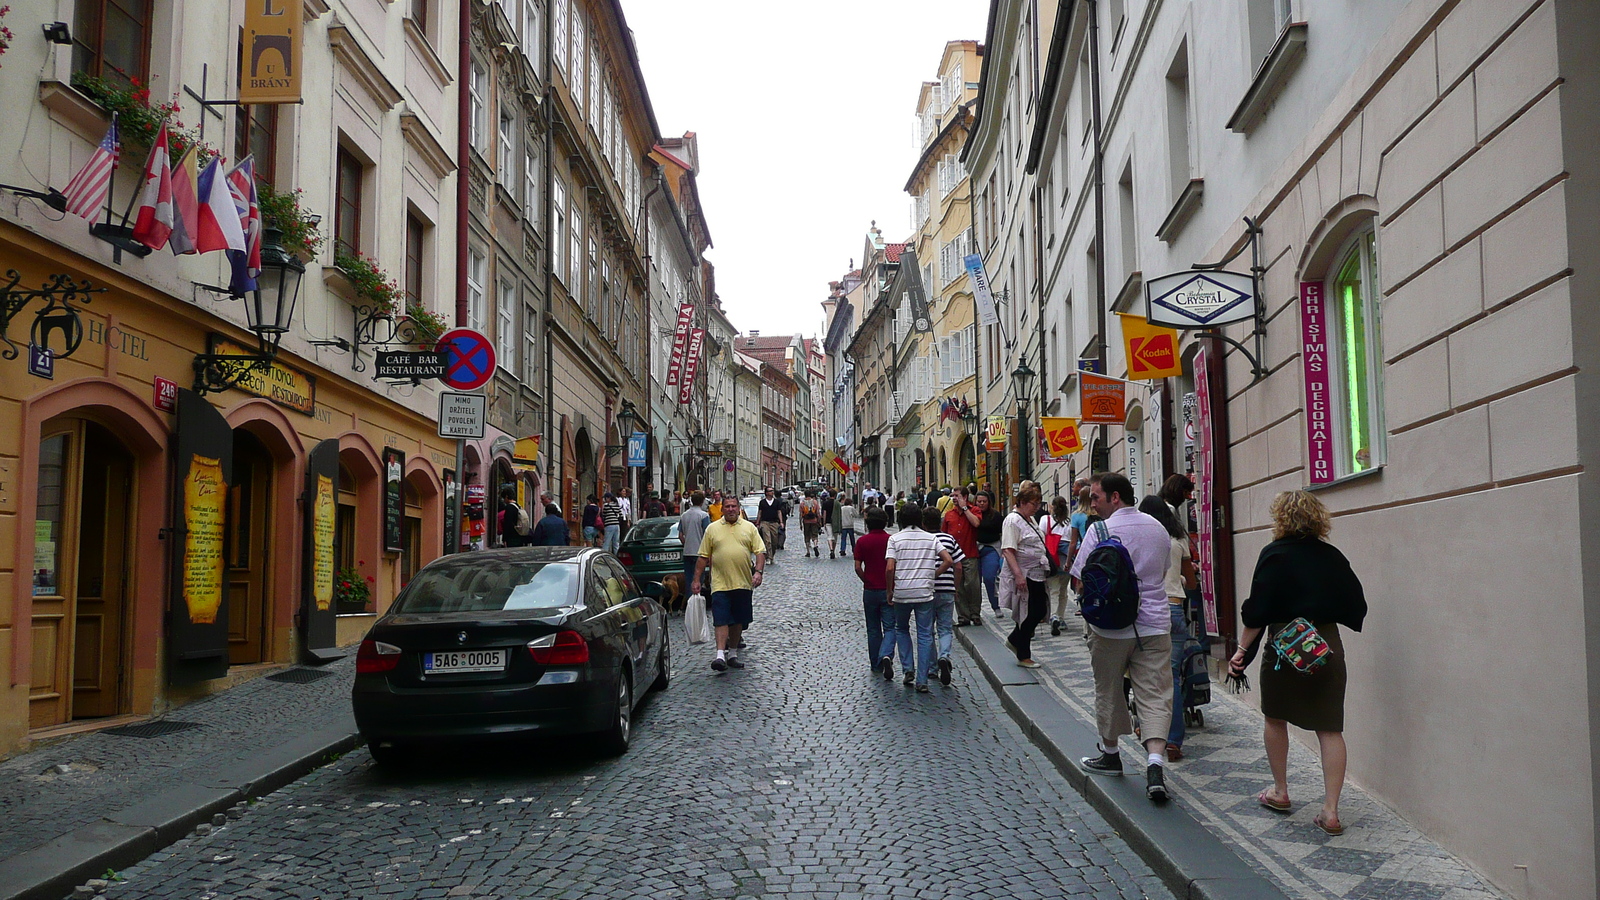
left=691, top=499, right=765, bottom=672
left=707, top=491, right=723, bottom=521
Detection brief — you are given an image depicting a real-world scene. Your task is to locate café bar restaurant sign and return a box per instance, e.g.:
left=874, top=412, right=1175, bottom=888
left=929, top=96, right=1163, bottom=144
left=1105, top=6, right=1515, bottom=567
left=210, top=336, right=316, bottom=415
left=1144, top=270, right=1257, bottom=329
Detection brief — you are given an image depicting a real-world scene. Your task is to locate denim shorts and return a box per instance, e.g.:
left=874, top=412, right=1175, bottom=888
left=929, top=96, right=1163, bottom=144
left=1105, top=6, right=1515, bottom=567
left=710, top=589, right=754, bottom=627
left=583, top=526, right=599, bottom=541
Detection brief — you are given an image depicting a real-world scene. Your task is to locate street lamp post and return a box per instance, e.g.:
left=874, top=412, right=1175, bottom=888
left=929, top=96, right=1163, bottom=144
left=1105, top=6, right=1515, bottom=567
left=1011, top=360, right=1036, bottom=483
left=616, top=400, right=640, bottom=503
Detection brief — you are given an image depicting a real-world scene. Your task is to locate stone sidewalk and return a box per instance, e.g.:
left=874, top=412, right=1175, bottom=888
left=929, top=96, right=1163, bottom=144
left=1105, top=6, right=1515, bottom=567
left=973, top=611, right=1508, bottom=900
left=0, top=659, right=361, bottom=900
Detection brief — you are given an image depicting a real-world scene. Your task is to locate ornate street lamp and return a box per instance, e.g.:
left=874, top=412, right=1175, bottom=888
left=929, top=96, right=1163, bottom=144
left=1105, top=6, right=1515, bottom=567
left=192, top=238, right=306, bottom=395
left=1011, top=360, right=1036, bottom=480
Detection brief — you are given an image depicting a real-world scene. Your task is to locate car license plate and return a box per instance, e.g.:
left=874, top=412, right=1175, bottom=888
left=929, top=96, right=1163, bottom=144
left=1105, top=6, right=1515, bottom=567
left=647, top=551, right=681, bottom=562
left=423, top=649, right=506, bottom=673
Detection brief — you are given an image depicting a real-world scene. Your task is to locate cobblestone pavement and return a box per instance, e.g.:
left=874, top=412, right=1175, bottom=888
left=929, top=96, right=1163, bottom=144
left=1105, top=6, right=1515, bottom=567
left=0, top=658, right=356, bottom=860
left=97, top=533, right=1172, bottom=900
left=980, top=612, right=1507, bottom=900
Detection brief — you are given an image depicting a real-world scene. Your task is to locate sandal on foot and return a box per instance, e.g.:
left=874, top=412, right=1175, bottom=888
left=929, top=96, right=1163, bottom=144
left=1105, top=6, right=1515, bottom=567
left=1258, top=790, right=1291, bottom=813
left=1313, top=813, right=1345, bottom=835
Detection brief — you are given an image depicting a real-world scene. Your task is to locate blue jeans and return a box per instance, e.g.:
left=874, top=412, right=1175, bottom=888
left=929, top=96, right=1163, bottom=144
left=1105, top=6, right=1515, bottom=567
left=838, top=528, right=857, bottom=554
left=978, top=545, right=1002, bottom=611
left=863, top=589, right=889, bottom=669
left=932, top=592, right=956, bottom=660
left=879, top=602, right=937, bottom=684
left=1170, top=602, right=1193, bottom=747
left=604, top=523, right=621, bottom=553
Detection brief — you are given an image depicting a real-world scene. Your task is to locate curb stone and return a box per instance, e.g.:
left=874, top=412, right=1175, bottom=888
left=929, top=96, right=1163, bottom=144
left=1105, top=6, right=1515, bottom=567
left=0, top=726, right=362, bottom=900
left=958, top=624, right=1289, bottom=900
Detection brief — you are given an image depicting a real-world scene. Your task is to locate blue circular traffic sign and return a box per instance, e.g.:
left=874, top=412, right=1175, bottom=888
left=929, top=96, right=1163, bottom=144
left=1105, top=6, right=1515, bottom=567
left=436, top=328, right=496, bottom=391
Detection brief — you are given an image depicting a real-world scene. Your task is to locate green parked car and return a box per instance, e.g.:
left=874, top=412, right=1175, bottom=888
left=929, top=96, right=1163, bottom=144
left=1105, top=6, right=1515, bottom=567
left=617, top=517, right=684, bottom=585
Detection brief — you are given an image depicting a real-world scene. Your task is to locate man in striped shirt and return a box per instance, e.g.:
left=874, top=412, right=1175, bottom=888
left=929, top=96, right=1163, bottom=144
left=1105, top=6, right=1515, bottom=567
left=882, top=504, right=954, bottom=692
left=925, top=506, right=966, bottom=687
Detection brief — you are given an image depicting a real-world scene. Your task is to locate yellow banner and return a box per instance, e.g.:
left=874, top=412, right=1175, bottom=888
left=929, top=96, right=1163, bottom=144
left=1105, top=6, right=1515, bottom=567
left=241, top=0, right=303, bottom=104
left=312, top=475, right=335, bottom=611
left=182, top=455, right=226, bottom=625
left=985, top=415, right=1008, bottom=452
left=1041, top=417, right=1083, bottom=459
left=514, top=435, right=541, bottom=463
left=1118, top=313, right=1184, bottom=380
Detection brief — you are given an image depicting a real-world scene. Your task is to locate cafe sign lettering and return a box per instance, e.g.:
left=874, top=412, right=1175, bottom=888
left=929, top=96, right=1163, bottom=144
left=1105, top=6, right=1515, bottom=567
left=209, top=336, right=316, bottom=415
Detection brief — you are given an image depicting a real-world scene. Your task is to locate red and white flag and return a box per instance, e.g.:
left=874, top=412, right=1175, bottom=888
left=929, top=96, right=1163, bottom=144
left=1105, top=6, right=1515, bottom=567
left=62, top=116, right=121, bottom=220
left=130, top=123, right=174, bottom=249
left=193, top=156, right=246, bottom=254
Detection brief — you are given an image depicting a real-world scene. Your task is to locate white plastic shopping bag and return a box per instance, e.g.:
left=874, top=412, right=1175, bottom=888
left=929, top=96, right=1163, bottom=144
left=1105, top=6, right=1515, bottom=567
left=685, top=593, right=713, bottom=644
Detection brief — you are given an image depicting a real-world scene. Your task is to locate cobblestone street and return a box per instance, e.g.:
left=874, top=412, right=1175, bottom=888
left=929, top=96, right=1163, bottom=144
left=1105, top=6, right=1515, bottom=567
left=97, top=539, right=1170, bottom=900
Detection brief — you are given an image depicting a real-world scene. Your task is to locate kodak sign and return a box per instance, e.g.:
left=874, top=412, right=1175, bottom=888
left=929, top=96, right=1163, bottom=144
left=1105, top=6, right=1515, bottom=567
left=1041, top=417, right=1082, bottom=459
left=1118, top=313, right=1183, bottom=380
left=241, top=0, right=303, bottom=104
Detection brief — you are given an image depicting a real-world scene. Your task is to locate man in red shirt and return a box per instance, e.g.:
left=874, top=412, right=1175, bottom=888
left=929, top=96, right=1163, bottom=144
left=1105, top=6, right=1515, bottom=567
left=853, top=506, right=892, bottom=672
left=942, top=487, right=983, bottom=626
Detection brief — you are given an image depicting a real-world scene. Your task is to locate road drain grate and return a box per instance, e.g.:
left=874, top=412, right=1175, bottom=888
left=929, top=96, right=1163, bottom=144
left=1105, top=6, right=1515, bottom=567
left=104, top=720, right=203, bottom=738
left=266, top=668, right=335, bottom=684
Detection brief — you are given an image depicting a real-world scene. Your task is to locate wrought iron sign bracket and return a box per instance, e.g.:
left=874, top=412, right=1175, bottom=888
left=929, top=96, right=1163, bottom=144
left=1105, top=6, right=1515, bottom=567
left=352, top=303, right=432, bottom=378
left=0, top=269, right=103, bottom=361
left=1191, top=216, right=1269, bottom=386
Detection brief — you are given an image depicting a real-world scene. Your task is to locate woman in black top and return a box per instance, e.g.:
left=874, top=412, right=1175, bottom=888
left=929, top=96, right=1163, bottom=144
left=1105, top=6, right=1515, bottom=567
left=970, top=490, right=1006, bottom=615
left=1230, top=490, right=1366, bottom=836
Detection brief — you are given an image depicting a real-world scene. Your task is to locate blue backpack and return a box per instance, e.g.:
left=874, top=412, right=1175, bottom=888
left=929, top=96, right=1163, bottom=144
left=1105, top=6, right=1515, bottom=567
left=1079, top=520, right=1141, bottom=630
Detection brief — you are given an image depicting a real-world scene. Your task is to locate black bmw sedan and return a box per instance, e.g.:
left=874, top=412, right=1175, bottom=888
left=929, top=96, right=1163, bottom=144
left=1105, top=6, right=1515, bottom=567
left=351, top=546, right=670, bottom=764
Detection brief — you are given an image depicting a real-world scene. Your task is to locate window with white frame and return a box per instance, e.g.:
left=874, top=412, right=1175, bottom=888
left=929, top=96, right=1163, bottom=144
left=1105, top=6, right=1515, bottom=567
left=498, top=108, right=516, bottom=181
left=923, top=263, right=935, bottom=300
left=942, top=64, right=961, bottom=110
left=554, top=0, right=567, bottom=72
left=586, top=235, right=599, bottom=320
left=570, top=204, right=583, bottom=288
left=469, top=63, right=487, bottom=152
left=467, top=249, right=486, bottom=332
left=524, top=144, right=539, bottom=220
left=524, top=300, right=538, bottom=383
left=571, top=9, right=586, bottom=115
left=522, top=0, right=540, bottom=66
left=498, top=280, right=517, bottom=374
left=552, top=178, right=566, bottom=283
left=1324, top=229, right=1386, bottom=477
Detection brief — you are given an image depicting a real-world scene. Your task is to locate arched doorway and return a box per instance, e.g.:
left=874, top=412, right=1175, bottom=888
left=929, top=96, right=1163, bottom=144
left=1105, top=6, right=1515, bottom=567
left=31, top=418, right=135, bottom=722
left=957, top=435, right=975, bottom=487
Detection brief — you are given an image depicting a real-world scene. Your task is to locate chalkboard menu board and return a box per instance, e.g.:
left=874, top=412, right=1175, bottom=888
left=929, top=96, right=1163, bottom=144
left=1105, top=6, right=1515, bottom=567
left=383, top=447, right=405, bottom=553
left=442, top=469, right=459, bottom=554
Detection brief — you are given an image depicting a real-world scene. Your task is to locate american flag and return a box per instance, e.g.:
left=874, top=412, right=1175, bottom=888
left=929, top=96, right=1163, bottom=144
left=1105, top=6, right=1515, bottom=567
left=63, top=116, right=120, bottom=220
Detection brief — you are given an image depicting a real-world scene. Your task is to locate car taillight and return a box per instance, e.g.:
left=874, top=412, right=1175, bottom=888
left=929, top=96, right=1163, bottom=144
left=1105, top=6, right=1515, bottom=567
left=528, top=630, right=589, bottom=666
left=356, top=639, right=402, bottom=673
left=618, top=551, right=634, bottom=566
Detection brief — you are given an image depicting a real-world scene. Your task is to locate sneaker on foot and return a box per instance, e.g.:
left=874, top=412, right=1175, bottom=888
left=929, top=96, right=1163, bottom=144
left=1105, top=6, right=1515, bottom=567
left=938, top=658, right=952, bottom=686
left=711, top=657, right=727, bottom=672
left=726, top=656, right=746, bottom=669
left=916, top=683, right=930, bottom=693
left=880, top=657, right=894, bottom=681
left=1081, top=751, right=1123, bottom=776
left=1146, top=764, right=1169, bottom=802
left=902, top=671, right=915, bottom=686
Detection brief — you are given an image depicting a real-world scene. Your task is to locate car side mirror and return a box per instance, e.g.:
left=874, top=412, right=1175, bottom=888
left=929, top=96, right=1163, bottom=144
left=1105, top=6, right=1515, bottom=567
left=640, top=581, right=665, bottom=600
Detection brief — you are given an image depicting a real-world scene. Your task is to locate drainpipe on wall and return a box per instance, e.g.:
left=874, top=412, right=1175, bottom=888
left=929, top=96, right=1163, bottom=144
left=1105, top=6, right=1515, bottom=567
left=542, top=0, right=557, bottom=512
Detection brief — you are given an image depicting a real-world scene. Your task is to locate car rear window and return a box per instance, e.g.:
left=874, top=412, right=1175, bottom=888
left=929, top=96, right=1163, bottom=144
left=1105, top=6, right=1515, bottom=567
left=627, top=520, right=679, bottom=542
left=392, top=561, right=579, bottom=614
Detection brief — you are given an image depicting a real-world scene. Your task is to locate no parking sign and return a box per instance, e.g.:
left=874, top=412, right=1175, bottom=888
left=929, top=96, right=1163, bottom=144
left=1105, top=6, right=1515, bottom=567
left=436, top=328, right=496, bottom=391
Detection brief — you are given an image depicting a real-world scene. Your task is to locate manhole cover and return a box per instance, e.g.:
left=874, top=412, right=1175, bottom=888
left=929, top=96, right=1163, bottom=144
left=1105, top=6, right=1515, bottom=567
left=104, top=720, right=203, bottom=738
left=266, top=668, right=334, bottom=684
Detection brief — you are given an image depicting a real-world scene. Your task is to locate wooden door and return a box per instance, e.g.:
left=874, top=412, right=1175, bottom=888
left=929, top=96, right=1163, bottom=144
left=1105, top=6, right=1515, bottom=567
left=225, top=433, right=271, bottom=665
left=71, top=423, right=131, bottom=718
left=29, top=426, right=80, bottom=729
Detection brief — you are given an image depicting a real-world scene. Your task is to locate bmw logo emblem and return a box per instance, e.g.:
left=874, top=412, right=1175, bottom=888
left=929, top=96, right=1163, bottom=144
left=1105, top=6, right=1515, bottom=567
left=457, top=631, right=469, bottom=644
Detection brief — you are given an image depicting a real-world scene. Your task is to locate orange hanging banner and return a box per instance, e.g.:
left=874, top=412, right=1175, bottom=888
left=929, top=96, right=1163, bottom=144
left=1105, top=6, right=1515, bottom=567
left=1117, top=313, right=1184, bottom=380
left=1079, top=373, right=1127, bottom=424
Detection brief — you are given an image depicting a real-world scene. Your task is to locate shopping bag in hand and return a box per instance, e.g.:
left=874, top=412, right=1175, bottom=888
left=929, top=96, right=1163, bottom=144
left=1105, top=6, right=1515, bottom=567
left=685, top=593, right=714, bottom=644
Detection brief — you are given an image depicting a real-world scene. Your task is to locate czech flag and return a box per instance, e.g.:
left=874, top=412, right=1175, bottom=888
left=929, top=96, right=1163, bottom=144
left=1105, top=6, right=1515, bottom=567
left=193, top=156, right=245, bottom=255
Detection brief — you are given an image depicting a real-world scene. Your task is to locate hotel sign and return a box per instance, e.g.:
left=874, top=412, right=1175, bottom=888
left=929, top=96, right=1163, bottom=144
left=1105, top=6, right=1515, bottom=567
left=240, top=0, right=303, bottom=104
left=1144, top=270, right=1257, bottom=329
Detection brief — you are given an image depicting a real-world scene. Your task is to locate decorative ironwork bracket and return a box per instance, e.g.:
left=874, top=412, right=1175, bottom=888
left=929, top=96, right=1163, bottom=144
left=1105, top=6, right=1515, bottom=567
left=192, top=346, right=275, bottom=396
left=0, top=269, right=104, bottom=361
left=1191, top=216, right=1269, bottom=387
left=351, top=303, right=433, bottom=376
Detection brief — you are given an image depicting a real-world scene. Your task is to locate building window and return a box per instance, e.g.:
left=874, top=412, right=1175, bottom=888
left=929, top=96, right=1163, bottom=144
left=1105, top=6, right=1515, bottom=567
left=570, top=205, right=583, bottom=291
left=469, top=63, right=488, bottom=152
left=335, top=146, right=364, bottom=256
left=552, top=178, right=567, bottom=284
left=571, top=9, right=586, bottom=116
left=405, top=213, right=426, bottom=308
left=467, top=249, right=486, bottom=333
left=498, top=109, right=516, bottom=182
left=234, top=104, right=278, bottom=187
left=409, top=0, right=432, bottom=43
left=1247, top=0, right=1293, bottom=72
left=524, top=144, right=539, bottom=220
left=553, top=0, right=567, bottom=73
left=1118, top=163, right=1136, bottom=280
left=1326, top=230, right=1386, bottom=477
left=498, top=280, right=517, bottom=377
left=524, top=301, right=538, bottom=384
left=521, top=0, right=541, bottom=65
left=74, top=0, right=152, bottom=89
left=1165, top=43, right=1192, bottom=203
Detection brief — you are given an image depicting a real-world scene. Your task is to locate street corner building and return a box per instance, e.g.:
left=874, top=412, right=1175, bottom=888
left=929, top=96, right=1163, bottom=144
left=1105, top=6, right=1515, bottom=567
left=0, top=1, right=468, bottom=757
left=943, top=0, right=1600, bottom=897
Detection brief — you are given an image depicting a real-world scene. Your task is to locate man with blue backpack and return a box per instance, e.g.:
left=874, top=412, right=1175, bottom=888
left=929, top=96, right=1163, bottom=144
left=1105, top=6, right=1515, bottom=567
left=1068, top=472, right=1179, bottom=803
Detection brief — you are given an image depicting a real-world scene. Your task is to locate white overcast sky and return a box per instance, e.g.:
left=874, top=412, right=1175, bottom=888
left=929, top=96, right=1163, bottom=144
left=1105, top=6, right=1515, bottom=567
left=622, top=1, right=989, bottom=339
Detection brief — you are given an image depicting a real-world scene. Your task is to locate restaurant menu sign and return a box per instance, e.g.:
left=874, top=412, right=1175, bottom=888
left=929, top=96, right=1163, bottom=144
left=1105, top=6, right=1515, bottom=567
left=182, top=456, right=226, bottom=624
left=382, top=448, right=405, bottom=552
left=312, top=474, right=335, bottom=611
